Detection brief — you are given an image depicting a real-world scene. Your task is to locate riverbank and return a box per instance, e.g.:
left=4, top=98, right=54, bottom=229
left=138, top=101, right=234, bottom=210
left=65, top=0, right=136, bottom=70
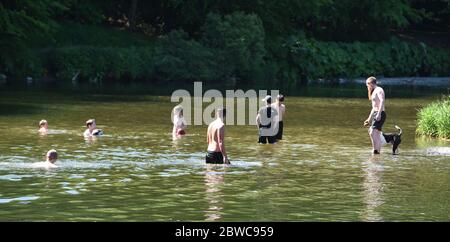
left=319, top=77, right=450, bottom=87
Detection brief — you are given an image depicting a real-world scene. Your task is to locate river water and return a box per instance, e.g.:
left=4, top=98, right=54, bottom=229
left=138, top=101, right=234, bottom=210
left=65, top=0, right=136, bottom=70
left=0, top=88, right=448, bottom=221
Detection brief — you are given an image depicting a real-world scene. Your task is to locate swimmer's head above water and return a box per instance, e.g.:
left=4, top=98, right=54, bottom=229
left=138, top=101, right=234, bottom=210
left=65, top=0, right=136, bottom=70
left=46, top=149, right=58, bottom=164
left=39, top=120, right=48, bottom=133
left=86, top=119, right=96, bottom=129
left=39, top=119, right=48, bottom=128
left=85, top=119, right=103, bottom=137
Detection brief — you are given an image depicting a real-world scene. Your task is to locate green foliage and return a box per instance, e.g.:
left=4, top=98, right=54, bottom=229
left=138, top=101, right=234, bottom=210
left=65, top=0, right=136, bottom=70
left=45, top=30, right=220, bottom=83
left=152, top=30, right=220, bottom=82
left=0, top=0, right=67, bottom=76
left=46, top=46, right=156, bottom=83
left=202, top=12, right=267, bottom=84
left=49, top=22, right=153, bottom=47
left=310, top=0, right=428, bottom=41
left=417, top=98, right=450, bottom=139
left=57, top=0, right=105, bottom=24
left=278, top=35, right=450, bottom=83
left=2, top=1, right=450, bottom=86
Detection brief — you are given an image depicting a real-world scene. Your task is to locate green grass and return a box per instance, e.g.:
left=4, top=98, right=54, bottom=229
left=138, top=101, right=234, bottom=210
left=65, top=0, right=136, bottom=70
left=417, top=97, right=450, bottom=139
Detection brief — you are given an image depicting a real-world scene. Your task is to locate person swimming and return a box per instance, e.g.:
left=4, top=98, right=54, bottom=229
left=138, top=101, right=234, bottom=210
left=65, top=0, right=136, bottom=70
left=83, top=119, right=103, bottom=137
left=38, top=119, right=49, bottom=134
left=31, top=149, right=58, bottom=169
left=172, top=105, right=187, bottom=138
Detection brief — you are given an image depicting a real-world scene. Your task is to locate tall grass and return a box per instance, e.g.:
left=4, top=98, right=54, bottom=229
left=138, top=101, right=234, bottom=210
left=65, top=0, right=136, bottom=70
left=417, top=97, right=450, bottom=139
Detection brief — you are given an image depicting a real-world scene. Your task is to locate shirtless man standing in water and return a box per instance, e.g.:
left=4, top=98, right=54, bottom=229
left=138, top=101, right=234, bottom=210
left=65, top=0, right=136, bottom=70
left=206, top=107, right=230, bottom=164
left=364, top=77, right=386, bottom=154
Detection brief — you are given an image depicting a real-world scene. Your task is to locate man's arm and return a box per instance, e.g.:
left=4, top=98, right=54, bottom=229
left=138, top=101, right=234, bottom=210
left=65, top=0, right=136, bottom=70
left=365, top=108, right=375, bottom=127
left=217, top=126, right=229, bottom=164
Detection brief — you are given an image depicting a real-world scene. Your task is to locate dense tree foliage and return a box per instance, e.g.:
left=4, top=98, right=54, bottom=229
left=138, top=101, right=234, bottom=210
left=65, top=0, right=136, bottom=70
left=1, top=0, right=449, bottom=86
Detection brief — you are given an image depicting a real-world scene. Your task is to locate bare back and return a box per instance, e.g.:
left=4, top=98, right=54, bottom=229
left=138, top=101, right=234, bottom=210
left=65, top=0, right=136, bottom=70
left=207, top=119, right=224, bottom=152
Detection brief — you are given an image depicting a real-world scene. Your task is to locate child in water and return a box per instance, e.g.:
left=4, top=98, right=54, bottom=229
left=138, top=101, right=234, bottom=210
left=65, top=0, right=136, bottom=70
left=83, top=119, right=103, bottom=137
left=38, top=120, right=49, bottom=134
left=172, top=105, right=187, bottom=138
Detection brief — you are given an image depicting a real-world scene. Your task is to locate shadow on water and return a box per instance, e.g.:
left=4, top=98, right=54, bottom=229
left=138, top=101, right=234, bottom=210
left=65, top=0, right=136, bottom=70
left=0, top=103, right=43, bottom=115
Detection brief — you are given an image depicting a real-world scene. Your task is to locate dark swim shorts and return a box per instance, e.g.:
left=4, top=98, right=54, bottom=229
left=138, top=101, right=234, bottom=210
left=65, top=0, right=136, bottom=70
left=371, top=111, right=386, bottom=131
left=206, top=151, right=224, bottom=164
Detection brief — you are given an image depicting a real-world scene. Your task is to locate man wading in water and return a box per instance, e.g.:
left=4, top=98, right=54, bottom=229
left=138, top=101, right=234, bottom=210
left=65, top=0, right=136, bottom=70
left=206, top=107, right=230, bottom=164
left=364, top=77, right=386, bottom=154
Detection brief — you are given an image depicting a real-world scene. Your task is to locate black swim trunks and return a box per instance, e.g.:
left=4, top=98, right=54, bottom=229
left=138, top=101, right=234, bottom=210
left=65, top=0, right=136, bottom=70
left=371, top=111, right=386, bottom=131
left=206, top=151, right=224, bottom=164
left=258, top=134, right=276, bottom=144
left=275, top=121, right=283, bottom=140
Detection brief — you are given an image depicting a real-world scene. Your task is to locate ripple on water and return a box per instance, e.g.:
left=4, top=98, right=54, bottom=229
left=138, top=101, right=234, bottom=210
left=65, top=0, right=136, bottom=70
left=65, top=190, right=80, bottom=195
left=69, top=174, right=85, bottom=179
left=0, top=174, right=32, bottom=181
left=426, top=147, right=450, bottom=156
left=0, top=196, right=40, bottom=204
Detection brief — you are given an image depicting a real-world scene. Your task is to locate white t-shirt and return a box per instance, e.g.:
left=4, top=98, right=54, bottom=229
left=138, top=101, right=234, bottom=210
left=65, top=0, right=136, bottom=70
left=258, top=106, right=278, bottom=127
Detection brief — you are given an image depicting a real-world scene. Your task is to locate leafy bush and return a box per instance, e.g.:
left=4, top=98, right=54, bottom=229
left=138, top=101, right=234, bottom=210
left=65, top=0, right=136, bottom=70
left=46, top=46, right=156, bottom=83
left=201, top=12, right=267, bottom=85
left=45, top=30, right=220, bottom=83
left=152, top=30, right=220, bottom=82
left=277, top=35, right=450, bottom=83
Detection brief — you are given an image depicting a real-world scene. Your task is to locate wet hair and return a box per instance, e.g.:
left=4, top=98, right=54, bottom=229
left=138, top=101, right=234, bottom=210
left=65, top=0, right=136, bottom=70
left=39, top=120, right=47, bottom=127
left=46, top=149, right=58, bottom=162
left=86, top=119, right=95, bottom=127
left=277, top=94, right=284, bottom=102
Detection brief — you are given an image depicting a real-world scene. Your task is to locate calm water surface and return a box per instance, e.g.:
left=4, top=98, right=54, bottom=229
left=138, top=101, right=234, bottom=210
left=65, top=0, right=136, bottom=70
left=0, top=90, right=449, bottom=221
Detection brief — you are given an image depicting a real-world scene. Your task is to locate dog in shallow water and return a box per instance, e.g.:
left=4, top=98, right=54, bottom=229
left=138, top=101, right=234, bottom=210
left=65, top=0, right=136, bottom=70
left=376, top=125, right=403, bottom=155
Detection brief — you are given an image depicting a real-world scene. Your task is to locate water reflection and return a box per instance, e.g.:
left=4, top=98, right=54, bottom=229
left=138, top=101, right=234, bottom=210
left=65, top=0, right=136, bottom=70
left=84, top=136, right=99, bottom=145
left=361, top=155, right=384, bottom=222
left=171, top=135, right=183, bottom=149
left=204, top=165, right=225, bottom=221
